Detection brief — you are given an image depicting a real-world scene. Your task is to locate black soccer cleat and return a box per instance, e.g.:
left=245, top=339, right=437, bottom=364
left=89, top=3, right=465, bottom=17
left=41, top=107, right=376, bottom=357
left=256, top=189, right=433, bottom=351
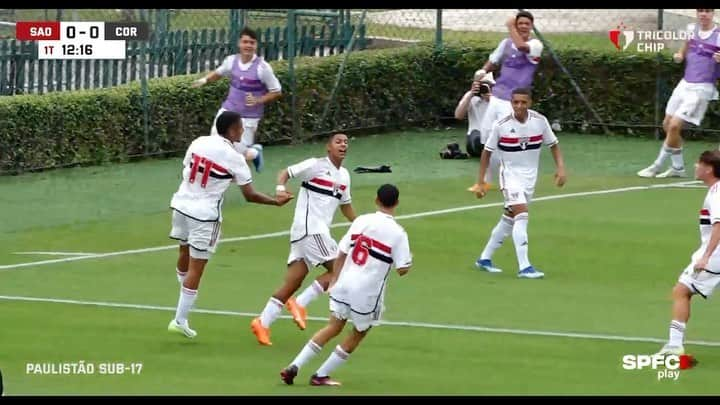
left=280, top=365, right=298, bottom=385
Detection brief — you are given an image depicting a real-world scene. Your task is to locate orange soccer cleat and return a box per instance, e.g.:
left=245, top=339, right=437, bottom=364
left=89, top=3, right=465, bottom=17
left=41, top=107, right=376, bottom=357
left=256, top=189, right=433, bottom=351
left=285, top=297, right=307, bottom=330
left=251, top=317, right=272, bottom=346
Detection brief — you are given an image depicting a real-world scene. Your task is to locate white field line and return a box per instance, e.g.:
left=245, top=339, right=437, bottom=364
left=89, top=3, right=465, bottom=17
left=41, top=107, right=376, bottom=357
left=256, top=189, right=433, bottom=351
left=2, top=294, right=719, bottom=347
left=14, top=251, right=100, bottom=256
left=0, top=180, right=700, bottom=272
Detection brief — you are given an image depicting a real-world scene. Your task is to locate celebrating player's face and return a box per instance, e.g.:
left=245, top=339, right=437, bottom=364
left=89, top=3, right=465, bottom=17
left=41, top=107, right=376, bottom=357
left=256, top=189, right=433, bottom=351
left=516, top=17, right=533, bottom=37
left=327, top=134, right=349, bottom=161
left=511, top=94, right=531, bottom=117
left=238, top=35, right=257, bottom=57
left=697, top=9, right=714, bottom=27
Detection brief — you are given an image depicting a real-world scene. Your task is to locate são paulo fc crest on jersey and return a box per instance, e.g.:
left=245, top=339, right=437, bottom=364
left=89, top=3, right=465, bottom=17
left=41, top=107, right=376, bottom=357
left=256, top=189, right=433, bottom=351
left=519, top=136, right=530, bottom=150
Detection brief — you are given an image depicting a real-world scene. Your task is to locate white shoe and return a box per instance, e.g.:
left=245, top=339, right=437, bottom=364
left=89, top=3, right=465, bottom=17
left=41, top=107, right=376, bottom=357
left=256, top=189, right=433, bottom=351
left=656, top=168, right=686, bottom=178
left=655, top=344, right=684, bottom=356
left=168, top=319, right=197, bottom=338
left=637, top=165, right=660, bottom=178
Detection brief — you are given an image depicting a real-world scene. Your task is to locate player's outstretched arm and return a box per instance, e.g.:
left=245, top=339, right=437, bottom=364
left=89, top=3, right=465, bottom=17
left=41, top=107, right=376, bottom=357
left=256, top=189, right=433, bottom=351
left=240, top=183, right=293, bottom=206
left=550, top=144, right=567, bottom=187
left=191, top=71, right=223, bottom=88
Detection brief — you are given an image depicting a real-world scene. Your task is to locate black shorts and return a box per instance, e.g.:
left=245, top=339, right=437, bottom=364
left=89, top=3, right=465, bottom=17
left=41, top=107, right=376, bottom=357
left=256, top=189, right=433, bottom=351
left=466, top=130, right=483, bottom=157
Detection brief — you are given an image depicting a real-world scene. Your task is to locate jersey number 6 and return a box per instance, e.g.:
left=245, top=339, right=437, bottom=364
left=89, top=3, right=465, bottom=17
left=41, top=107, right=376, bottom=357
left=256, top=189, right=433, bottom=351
left=351, top=235, right=373, bottom=266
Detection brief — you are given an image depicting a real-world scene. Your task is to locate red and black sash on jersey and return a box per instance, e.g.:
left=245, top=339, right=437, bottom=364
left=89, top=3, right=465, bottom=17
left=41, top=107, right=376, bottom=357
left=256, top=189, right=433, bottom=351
left=349, top=234, right=393, bottom=264
left=498, top=134, right=543, bottom=152
left=700, top=209, right=711, bottom=225
left=301, top=177, right=347, bottom=200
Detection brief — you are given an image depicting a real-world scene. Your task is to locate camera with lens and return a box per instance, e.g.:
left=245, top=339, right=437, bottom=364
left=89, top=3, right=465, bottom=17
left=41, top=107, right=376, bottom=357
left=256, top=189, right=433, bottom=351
left=474, top=82, right=491, bottom=97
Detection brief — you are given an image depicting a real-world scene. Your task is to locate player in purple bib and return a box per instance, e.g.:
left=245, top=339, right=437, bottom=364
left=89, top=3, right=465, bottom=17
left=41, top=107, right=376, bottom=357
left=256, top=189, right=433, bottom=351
left=473, top=11, right=544, bottom=189
left=638, top=9, right=720, bottom=179
left=192, top=28, right=283, bottom=172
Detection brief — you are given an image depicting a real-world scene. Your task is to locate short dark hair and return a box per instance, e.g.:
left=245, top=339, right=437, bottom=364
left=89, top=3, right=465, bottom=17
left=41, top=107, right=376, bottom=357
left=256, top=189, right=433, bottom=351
left=511, top=87, right=532, bottom=98
left=699, top=150, right=720, bottom=178
left=240, top=27, right=257, bottom=41
left=377, top=184, right=399, bottom=208
left=215, top=111, right=242, bottom=136
left=327, top=133, right=348, bottom=143
left=516, top=10, right=534, bottom=23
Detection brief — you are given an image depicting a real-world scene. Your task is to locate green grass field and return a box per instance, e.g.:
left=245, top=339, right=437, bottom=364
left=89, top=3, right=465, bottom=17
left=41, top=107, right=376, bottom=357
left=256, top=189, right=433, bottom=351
left=2, top=129, right=720, bottom=395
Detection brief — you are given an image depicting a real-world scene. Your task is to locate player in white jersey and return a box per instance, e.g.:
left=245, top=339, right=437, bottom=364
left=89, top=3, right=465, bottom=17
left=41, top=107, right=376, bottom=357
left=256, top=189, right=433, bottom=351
left=638, top=9, right=720, bottom=178
left=167, top=111, right=293, bottom=339
left=470, top=87, right=566, bottom=279
left=656, top=150, right=720, bottom=356
left=251, top=133, right=357, bottom=346
left=279, top=184, right=412, bottom=386
left=192, top=27, right=283, bottom=173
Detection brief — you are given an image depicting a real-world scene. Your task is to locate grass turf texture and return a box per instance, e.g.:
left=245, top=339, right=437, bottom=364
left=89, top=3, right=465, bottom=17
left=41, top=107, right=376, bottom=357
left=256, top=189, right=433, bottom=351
left=1, top=129, right=719, bottom=395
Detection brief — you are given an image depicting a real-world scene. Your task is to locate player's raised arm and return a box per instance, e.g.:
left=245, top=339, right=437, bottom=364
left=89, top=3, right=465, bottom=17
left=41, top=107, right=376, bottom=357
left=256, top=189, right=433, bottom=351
left=191, top=54, right=232, bottom=88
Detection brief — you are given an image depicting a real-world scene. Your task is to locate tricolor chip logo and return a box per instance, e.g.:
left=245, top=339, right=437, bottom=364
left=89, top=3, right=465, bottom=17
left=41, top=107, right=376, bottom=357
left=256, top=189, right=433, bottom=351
left=622, top=354, right=696, bottom=380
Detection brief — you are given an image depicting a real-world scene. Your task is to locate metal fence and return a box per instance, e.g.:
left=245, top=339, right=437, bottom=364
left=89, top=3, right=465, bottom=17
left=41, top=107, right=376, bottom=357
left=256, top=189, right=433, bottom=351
left=351, top=9, right=720, bottom=138
left=1, top=9, right=719, bottom=173
left=0, top=9, right=365, bottom=94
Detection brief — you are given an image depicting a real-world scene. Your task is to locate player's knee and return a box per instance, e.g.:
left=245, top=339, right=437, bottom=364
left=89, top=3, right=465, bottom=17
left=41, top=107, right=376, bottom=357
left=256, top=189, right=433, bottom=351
left=672, top=283, right=692, bottom=300
left=667, top=119, right=684, bottom=134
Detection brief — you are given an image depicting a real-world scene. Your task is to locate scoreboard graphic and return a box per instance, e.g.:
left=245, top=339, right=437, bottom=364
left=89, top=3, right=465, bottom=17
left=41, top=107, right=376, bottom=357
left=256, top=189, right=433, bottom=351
left=15, top=21, right=149, bottom=59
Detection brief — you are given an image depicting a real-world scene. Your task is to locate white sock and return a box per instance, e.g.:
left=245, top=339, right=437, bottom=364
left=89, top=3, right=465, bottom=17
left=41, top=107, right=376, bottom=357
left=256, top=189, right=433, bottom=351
left=480, top=215, right=514, bottom=261
left=296, top=280, right=325, bottom=308
left=669, top=147, right=684, bottom=171
left=291, top=340, right=323, bottom=369
left=512, top=212, right=531, bottom=270
left=259, top=297, right=284, bottom=328
left=246, top=146, right=259, bottom=160
left=315, top=345, right=349, bottom=377
left=174, top=286, right=197, bottom=325
left=176, top=268, right=187, bottom=284
left=669, top=320, right=686, bottom=347
left=652, top=143, right=673, bottom=169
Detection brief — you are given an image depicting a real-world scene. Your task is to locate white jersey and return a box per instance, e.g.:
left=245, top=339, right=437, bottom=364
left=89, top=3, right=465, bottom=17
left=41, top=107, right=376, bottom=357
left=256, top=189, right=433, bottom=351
left=287, top=157, right=351, bottom=242
left=215, top=54, right=282, bottom=92
left=693, top=181, right=720, bottom=264
left=331, top=211, right=412, bottom=314
left=170, top=135, right=252, bottom=222
left=465, top=94, right=490, bottom=134
left=484, top=109, right=559, bottom=187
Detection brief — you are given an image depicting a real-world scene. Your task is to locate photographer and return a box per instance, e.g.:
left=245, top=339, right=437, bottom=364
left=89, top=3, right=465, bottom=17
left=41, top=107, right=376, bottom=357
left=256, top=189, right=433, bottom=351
left=455, top=73, right=494, bottom=157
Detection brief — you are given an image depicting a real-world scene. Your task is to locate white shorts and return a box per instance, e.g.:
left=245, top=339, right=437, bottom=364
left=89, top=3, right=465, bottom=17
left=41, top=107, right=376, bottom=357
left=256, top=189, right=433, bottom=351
left=287, top=234, right=338, bottom=268
left=329, top=297, right=382, bottom=332
left=211, top=108, right=260, bottom=153
left=678, top=263, right=720, bottom=298
left=665, top=85, right=711, bottom=126
left=169, top=210, right=221, bottom=260
left=499, top=171, right=535, bottom=207
left=480, top=96, right=513, bottom=144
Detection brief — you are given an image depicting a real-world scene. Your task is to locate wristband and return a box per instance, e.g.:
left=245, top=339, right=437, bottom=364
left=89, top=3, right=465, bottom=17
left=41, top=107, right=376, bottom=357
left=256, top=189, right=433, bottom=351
left=197, top=77, right=208, bottom=85
left=474, top=69, right=487, bottom=80
left=276, top=185, right=286, bottom=193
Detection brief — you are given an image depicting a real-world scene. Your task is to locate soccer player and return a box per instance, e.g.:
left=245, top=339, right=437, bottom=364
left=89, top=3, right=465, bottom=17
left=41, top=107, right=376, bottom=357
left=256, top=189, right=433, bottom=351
left=251, top=133, right=357, bottom=346
left=470, top=88, right=566, bottom=279
left=191, top=27, right=283, bottom=173
left=638, top=9, right=720, bottom=178
left=656, top=150, right=720, bottom=355
left=279, top=184, right=412, bottom=386
left=167, top=111, right=293, bottom=338
left=474, top=11, right=543, bottom=177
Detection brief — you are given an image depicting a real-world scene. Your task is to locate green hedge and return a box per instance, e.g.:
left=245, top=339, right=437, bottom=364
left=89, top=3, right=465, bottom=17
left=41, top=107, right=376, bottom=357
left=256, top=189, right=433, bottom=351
left=1, top=42, right=717, bottom=173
